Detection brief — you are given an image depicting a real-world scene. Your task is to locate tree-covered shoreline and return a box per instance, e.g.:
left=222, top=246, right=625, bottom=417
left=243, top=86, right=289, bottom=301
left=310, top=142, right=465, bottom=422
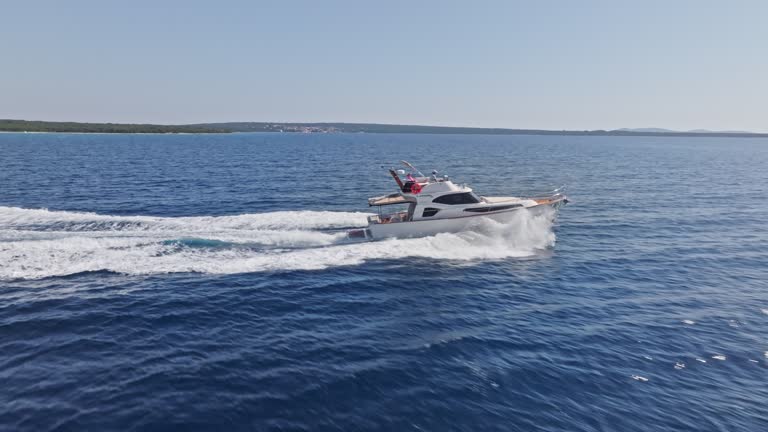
left=2, top=119, right=766, bottom=138
left=0, top=120, right=225, bottom=134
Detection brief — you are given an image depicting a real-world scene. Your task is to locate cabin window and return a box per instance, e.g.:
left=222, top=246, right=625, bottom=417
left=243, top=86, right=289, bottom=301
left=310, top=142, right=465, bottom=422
left=422, top=208, right=440, bottom=217
left=464, top=204, right=522, bottom=213
left=432, top=192, right=480, bottom=205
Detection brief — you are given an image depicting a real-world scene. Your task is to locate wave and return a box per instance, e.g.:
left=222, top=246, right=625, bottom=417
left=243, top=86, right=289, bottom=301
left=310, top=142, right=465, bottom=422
left=0, top=206, right=556, bottom=280
left=0, top=206, right=369, bottom=232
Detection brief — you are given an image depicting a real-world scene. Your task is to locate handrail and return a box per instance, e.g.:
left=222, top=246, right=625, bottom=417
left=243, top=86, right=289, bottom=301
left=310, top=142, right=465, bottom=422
left=525, top=185, right=567, bottom=199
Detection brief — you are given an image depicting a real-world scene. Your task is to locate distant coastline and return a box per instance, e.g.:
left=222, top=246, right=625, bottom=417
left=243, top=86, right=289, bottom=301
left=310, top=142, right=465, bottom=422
left=0, top=120, right=223, bottom=134
left=1, top=119, right=766, bottom=138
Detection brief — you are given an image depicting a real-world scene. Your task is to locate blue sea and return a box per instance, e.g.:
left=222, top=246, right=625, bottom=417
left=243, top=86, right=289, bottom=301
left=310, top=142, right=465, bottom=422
left=1, top=132, right=767, bottom=431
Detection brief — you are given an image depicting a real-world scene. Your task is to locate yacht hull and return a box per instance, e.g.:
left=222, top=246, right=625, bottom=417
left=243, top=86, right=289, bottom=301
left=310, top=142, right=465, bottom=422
left=365, top=199, right=565, bottom=240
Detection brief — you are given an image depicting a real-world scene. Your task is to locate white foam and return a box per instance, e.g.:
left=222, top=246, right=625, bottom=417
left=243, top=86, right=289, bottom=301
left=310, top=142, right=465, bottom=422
left=0, top=206, right=557, bottom=280
left=0, top=206, right=370, bottom=231
left=682, top=320, right=695, bottom=325
left=712, top=355, right=726, bottom=361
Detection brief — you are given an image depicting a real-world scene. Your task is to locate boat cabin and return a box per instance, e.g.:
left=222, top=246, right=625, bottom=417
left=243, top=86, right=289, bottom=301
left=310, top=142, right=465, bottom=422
left=367, top=164, right=521, bottom=225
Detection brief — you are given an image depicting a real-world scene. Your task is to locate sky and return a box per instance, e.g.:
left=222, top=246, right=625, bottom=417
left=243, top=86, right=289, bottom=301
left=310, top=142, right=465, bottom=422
left=1, top=0, right=766, bottom=131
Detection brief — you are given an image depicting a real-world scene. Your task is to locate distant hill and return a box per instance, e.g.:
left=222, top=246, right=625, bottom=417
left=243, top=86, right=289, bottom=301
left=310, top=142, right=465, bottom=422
left=687, top=128, right=753, bottom=134
left=618, top=127, right=756, bottom=134
left=1, top=119, right=766, bottom=138
left=616, top=128, right=678, bottom=133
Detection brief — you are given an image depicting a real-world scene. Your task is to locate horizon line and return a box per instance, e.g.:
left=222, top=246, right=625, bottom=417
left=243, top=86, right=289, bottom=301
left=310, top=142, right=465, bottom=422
left=1, top=118, right=765, bottom=135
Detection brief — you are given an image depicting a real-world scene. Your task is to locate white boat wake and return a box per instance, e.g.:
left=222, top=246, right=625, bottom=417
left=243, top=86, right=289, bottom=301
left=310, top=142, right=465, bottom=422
left=0, top=206, right=556, bottom=280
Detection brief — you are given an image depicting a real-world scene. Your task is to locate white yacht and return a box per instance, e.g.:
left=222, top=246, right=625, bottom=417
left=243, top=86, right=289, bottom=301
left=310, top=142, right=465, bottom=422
left=349, top=161, right=568, bottom=240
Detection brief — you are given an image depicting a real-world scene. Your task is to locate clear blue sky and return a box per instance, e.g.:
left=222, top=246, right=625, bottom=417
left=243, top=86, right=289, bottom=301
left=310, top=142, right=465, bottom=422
left=2, top=0, right=766, bottom=131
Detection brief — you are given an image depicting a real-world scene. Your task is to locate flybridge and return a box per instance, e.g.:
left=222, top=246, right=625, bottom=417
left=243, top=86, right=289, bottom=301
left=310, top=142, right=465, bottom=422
left=369, top=160, right=465, bottom=206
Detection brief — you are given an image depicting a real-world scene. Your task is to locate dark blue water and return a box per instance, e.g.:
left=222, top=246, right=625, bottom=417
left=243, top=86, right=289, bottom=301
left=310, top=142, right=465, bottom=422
left=1, top=133, right=767, bottom=431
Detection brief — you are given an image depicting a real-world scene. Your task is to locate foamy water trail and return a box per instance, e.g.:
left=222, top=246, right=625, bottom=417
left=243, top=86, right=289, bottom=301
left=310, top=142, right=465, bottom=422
left=0, top=206, right=556, bottom=280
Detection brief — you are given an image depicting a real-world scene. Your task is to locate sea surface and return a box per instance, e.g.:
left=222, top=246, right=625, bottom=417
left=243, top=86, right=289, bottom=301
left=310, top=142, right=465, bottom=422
left=1, top=132, right=767, bottom=431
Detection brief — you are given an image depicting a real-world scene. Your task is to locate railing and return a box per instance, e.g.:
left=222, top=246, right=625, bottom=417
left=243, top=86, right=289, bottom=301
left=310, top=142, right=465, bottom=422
left=482, top=186, right=566, bottom=202
left=369, top=211, right=409, bottom=224
left=527, top=185, right=567, bottom=200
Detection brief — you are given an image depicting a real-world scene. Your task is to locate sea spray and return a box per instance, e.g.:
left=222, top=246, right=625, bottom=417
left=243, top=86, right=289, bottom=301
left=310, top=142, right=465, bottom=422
left=0, top=206, right=556, bottom=280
